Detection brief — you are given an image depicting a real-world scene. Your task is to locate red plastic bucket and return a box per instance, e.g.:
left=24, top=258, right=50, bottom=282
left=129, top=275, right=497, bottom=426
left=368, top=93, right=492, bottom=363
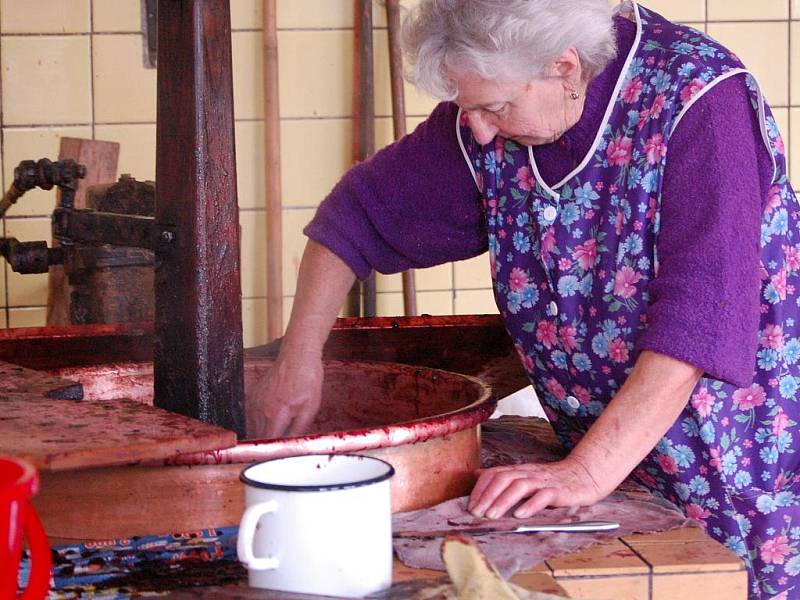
left=0, top=457, right=50, bottom=599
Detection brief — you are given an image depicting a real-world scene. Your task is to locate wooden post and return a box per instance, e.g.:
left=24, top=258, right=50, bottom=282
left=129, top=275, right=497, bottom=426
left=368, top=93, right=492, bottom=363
left=354, top=0, right=376, bottom=317
left=386, top=0, right=417, bottom=317
left=263, top=0, right=283, bottom=342
left=154, top=0, right=245, bottom=437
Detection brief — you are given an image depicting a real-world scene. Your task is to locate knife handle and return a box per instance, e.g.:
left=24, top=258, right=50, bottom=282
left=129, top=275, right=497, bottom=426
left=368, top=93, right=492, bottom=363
left=516, top=520, right=620, bottom=533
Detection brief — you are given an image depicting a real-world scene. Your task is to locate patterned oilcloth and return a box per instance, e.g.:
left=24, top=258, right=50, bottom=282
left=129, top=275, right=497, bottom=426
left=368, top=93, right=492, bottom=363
left=458, top=3, right=800, bottom=598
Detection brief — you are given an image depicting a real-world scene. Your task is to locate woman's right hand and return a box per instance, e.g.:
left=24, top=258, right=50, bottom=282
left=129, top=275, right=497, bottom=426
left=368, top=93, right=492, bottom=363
left=249, top=349, right=324, bottom=439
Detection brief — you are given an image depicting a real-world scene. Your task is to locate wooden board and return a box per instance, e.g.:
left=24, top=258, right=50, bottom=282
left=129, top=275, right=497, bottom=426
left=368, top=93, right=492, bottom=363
left=0, top=359, right=236, bottom=471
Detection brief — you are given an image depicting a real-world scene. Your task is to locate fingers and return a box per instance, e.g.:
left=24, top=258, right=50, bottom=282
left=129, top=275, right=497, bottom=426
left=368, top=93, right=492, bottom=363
left=287, top=404, right=317, bottom=437
left=265, top=405, right=292, bottom=439
left=468, top=468, right=529, bottom=518
left=513, top=488, right=558, bottom=519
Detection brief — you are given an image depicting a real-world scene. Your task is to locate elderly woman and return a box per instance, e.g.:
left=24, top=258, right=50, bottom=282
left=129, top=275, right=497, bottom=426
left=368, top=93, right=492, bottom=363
left=255, top=1, right=799, bottom=597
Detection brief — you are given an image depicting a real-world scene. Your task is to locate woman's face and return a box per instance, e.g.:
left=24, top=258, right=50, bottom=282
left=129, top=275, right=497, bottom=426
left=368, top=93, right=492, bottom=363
left=450, top=49, right=585, bottom=147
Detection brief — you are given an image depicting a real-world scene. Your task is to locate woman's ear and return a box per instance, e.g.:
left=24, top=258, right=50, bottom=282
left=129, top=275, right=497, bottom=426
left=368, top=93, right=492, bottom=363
left=550, top=46, right=583, bottom=86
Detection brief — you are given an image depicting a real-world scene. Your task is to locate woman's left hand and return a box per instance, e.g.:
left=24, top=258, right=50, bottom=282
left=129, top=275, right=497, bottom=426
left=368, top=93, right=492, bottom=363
left=467, top=457, right=607, bottom=519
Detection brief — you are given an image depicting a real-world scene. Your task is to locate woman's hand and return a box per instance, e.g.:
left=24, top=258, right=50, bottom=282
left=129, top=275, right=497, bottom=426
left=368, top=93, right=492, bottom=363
left=249, top=349, right=324, bottom=439
left=467, top=457, right=606, bottom=519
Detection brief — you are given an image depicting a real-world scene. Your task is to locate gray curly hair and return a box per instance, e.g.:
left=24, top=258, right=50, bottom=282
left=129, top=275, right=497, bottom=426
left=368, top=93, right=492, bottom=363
left=402, top=0, right=617, bottom=100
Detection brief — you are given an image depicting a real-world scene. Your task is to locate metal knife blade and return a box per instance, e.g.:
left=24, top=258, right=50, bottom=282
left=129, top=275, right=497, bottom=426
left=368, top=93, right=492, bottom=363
left=393, top=520, right=620, bottom=539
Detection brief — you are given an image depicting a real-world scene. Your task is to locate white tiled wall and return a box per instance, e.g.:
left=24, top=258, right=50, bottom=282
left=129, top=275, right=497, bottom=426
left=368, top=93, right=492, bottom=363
left=0, top=0, right=797, bottom=347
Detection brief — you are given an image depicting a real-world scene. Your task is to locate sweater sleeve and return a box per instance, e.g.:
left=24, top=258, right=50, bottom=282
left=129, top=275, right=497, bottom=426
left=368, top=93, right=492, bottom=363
left=635, top=75, right=773, bottom=388
left=303, top=101, right=487, bottom=280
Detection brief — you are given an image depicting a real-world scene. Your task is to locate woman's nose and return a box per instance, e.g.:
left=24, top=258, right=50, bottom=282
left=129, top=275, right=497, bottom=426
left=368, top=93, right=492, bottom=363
left=467, top=111, right=499, bottom=145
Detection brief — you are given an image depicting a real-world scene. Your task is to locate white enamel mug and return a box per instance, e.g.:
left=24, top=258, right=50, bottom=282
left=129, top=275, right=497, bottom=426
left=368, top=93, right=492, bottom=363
left=237, top=454, right=395, bottom=598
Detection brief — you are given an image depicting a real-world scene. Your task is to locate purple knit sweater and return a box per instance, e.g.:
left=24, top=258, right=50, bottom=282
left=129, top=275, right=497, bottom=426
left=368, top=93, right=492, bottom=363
left=305, top=15, right=772, bottom=388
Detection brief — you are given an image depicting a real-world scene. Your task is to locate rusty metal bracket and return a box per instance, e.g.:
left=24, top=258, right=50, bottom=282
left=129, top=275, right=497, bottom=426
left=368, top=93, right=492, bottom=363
left=52, top=208, right=159, bottom=250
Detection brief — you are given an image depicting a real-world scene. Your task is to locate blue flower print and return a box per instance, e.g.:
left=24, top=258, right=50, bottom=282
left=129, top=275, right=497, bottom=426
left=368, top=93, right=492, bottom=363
left=512, top=231, right=531, bottom=253
left=699, top=421, right=716, bottom=444
left=521, top=285, right=539, bottom=308
left=771, top=208, right=789, bottom=236
left=779, top=375, right=798, bottom=398
left=515, top=213, right=530, bottom=227
left=558, top=275, right=580, bottom=297
left=575, top=182, right=600, bottom=208
left=783, top=339, right=800, bottom=364
left=507, top=291, right=522, bottom=314
left=560, top=203, right=580, bottom=226
left=650, top=69, right=672, bottom=92
left=734, top=471, right=752, bottom=489
left=756, top=494, right=778, bottom=514
left=757, top=348, right=779, bottom=371
left=573, top=353, right=592, bottom=371
left=624, top=234, right=643, bottom=255
left=551, top=350, right=567, bottom=369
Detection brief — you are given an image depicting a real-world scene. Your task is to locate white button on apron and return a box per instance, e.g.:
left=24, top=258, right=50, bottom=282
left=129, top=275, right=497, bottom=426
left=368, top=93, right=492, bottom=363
left=549, top=301, right=558, bottom=316
left=543, top=205, right=558, bottom=223
left=566, top=395, right=580, bottom=409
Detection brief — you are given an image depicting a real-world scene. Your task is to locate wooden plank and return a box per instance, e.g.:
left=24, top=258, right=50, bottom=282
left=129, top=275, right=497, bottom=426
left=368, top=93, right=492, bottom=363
left=651, top=570, right=748, bottom=600
left=557, top=574, right=649, bottom=600
left=0, top=359, right=82, bottom=399
left=623, top=539, right=744, bottom=574
left=47, top=137, right=120, bottom=326
left=154, top=0, right=245, bottom=436
left=546, top=539, right=650, bottom=577
left=1, top=394, right=236, bottom=472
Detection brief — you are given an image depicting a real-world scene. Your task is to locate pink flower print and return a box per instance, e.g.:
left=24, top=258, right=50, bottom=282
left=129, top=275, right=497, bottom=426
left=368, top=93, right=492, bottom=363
left=572, top=384, right=591, bottom=404
left=572, top=239, right=597, bottom=271
left=636, top=468, right=657, bottom=487
left=545, top=377, right=567, bottom=401
left=494, top=137, right=505, bottom=163
left=516, top=166, right=534, bottom=191
left=609, top=184, right=619, bottom=194
left=617, top=316, right=627, bottom=325
left=637, top=108, right=651, bottom=129
left=773, top=409, right=790, bottom=436
left=733, top=383, right=767, bottom=411
left=515, top=344, right=534, bottom=372
left=646, top=56, right=656, bottom=66
left=775, top=133, right=786, bottom=155
left=644, top=133, right=667, bottom=165
left=772, top=269, right=788, bottom=300
left=613, top=266, right=642, bottom=299
left=586, top=209, right=595, bottom=219
left=761, top=324, right=785, bottom=349
left=699, top=464, right=708, bottom=475
left=607, top=136, right=633, bottom=166
left=690, top=387, right=715, bottom=418
left=651, top=93, right=666, bottom=119
left=615, top=211, right=625, bottom=235
left=633, top=220, right=642, bottom=231
left=709, top=448, right=723, bottom=472
left=785, top=245, right=800, bottom=272
left=487, top=196, right=497, bottom=216
left=536, top=320, right=558, bottom=349
left=558, top=258, right=572, bottom=271
left=589, top=306, right=598, bottom=317
left=646, top=197, right=658, bottom=221
left=509, top=267, right=529, bottom=292
left=686, top=503, right=711, bottom=523
left=743, top=438, right=753, bottom=449
left=498, top=229, right=506, bottom=239
left=721, top=416, right=729, bottom=427
left=741, top=457, right=750, bottom=467
left=621, top=77, right=643, bottom=103
left=657, top=453, right=679, bottom=475
left=541, top=228, right=557, bottom=257
left=760, top=536, right=792, bottom=565
left=767, top=186, right=782, bottom=213
left=559, top=324, right=578, bottom=353
left=609, top=338, right=629, bottom=363
left=601, top=365, right=611, bottom=374
left=680, top=78, right=707, bottom=104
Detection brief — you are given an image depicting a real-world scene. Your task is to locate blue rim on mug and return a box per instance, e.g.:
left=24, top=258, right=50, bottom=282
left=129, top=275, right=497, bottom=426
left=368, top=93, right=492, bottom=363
left=239, top=453, right=395, bottom=492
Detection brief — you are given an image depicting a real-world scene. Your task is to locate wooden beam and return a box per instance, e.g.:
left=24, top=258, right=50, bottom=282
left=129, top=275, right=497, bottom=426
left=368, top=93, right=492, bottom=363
left=154, top=0, right=245, bottom=436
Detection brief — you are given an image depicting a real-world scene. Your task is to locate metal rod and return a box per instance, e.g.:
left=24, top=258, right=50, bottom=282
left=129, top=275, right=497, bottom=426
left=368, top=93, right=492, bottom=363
left=263, top=0, right=284, bottom=342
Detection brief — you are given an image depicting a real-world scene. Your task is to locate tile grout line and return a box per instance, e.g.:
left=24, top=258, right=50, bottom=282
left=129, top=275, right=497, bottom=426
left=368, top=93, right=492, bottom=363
left=0, top=2, right=7, bottom=325
left=89, top=0, right=96, bottom=140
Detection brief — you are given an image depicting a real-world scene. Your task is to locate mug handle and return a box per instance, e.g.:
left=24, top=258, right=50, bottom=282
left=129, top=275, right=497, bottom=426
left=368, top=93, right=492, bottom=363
left=19, top=500, right=51, bottom=600
left=237, top=500, right=280, bottom=571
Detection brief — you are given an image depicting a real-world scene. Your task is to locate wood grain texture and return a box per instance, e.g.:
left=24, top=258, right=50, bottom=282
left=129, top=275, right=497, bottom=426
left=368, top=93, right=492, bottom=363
left=154, top=0, right=245, bottom=436
left=3, top=395, right=237, bottom=472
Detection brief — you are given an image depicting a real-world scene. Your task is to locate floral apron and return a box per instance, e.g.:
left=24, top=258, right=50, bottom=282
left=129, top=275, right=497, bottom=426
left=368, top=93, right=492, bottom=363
left=457, top=2, right=800, bottom=598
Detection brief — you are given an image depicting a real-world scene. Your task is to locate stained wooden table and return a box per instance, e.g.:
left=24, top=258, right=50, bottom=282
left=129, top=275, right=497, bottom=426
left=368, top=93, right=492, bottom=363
left=395, top=525, right=747, bottom=600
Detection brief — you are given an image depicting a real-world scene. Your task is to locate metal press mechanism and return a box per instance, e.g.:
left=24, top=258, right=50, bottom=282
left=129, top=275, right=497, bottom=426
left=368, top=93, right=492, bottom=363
left=0, top=158, right=159, bottom=324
